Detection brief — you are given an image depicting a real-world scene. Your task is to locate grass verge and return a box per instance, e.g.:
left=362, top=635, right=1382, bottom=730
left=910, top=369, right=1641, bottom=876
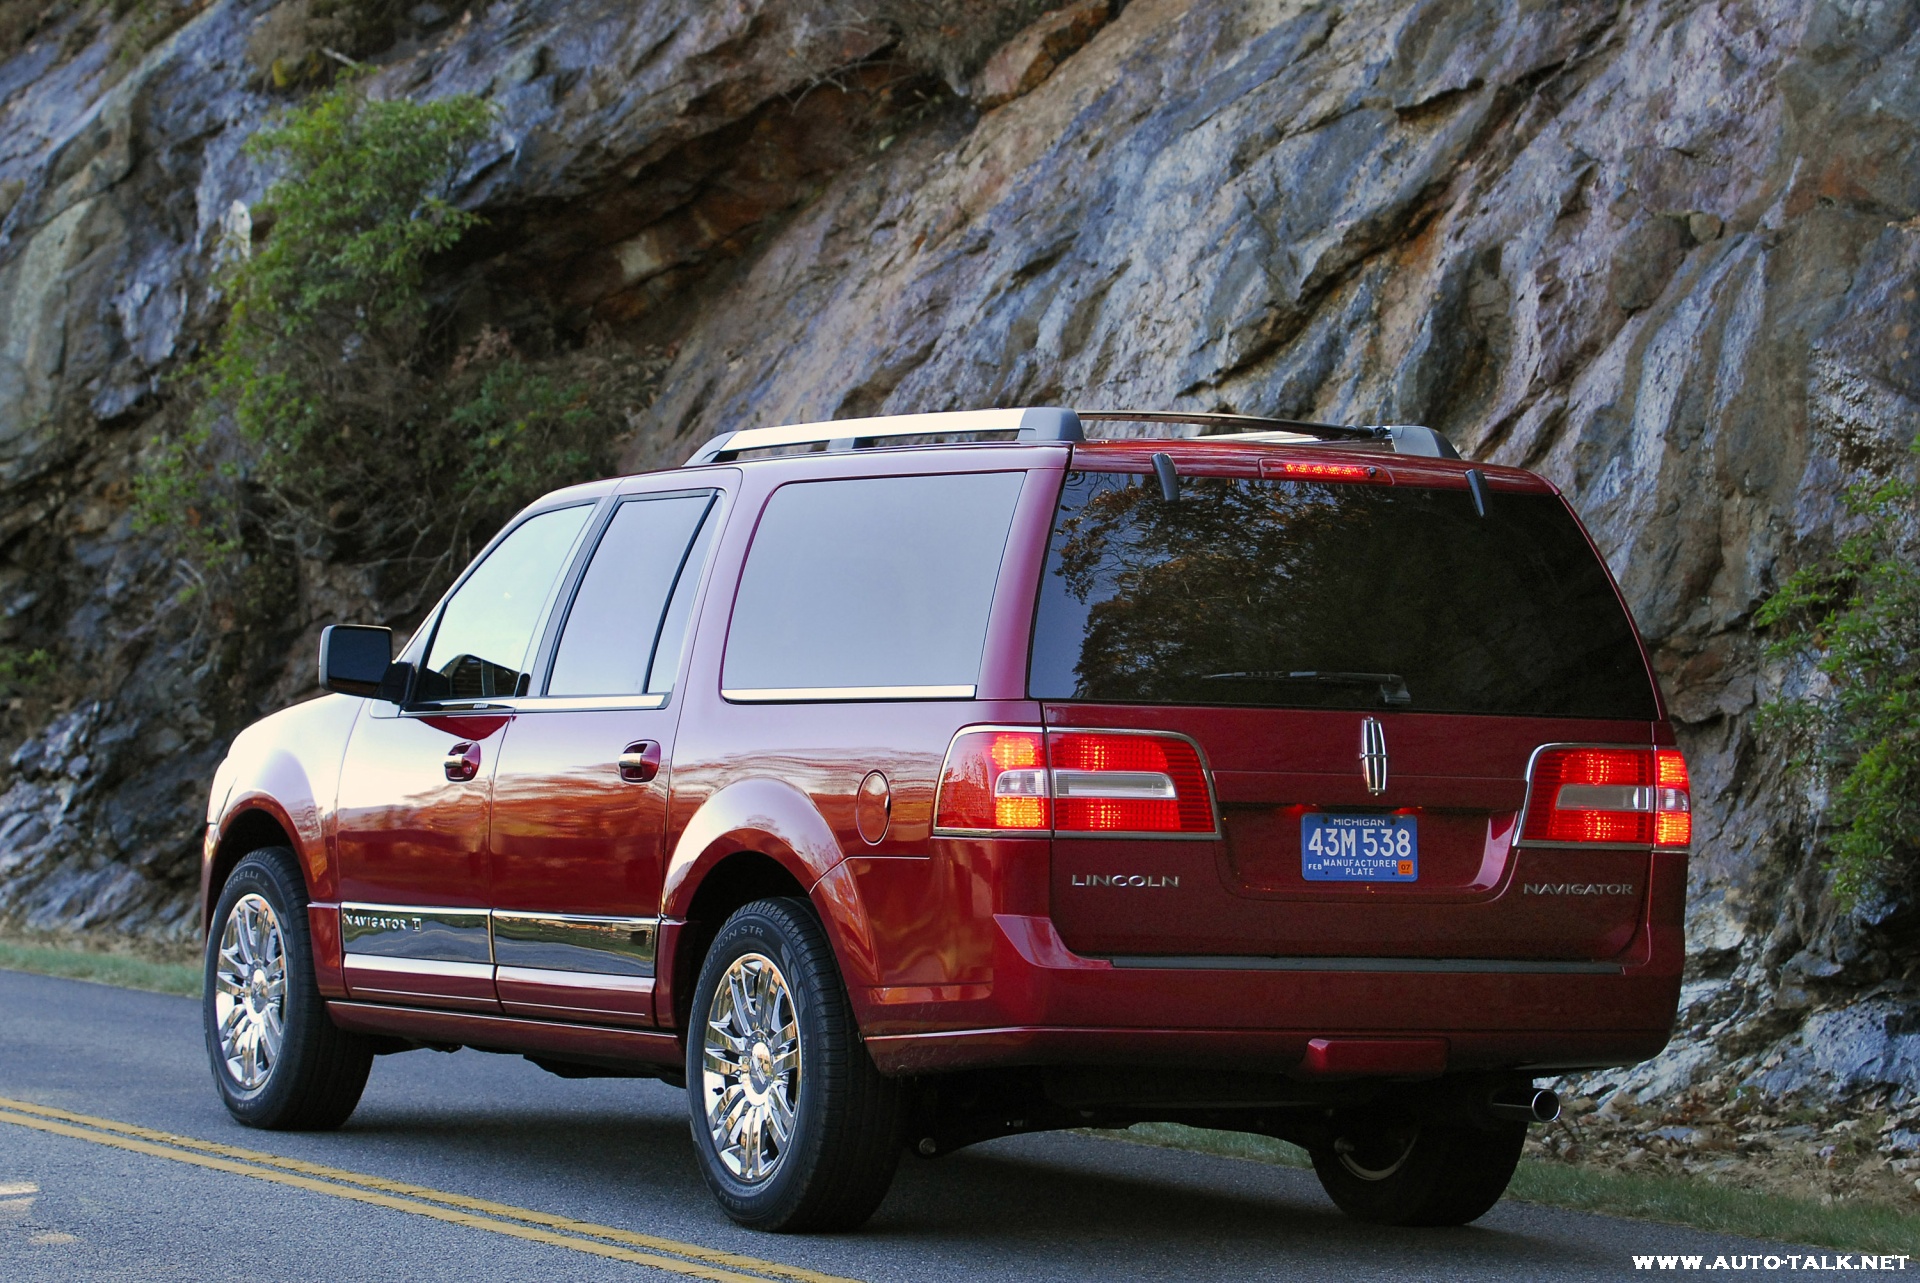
left=0, top=932, right=200, bottom=997
left=1097, top=1122, right=1920, bottom=1255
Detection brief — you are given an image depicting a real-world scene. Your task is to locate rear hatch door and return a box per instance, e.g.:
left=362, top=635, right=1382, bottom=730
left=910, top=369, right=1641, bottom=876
left=1030, top=449, right=1664, bottom=963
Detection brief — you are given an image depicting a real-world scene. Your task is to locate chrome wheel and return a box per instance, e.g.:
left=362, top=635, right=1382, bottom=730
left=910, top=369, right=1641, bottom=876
left=1335, top=1123, right=1420, bottom=1182
left=700, top=952, right=802, bottom=1184
left=212, top=893, right=288, bottom=1092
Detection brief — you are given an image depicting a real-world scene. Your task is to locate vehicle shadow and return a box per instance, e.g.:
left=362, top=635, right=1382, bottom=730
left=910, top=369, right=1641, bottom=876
left=323, top=1062, right=1613, bottom=1278
left=335, top=1074, right=705, bottom=1192
left=871, top=1134, right=1583, bottom=1270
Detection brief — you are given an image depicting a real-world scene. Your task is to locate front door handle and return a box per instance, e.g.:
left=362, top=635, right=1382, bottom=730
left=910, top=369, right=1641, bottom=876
left=618, top=741, right=661, bottom=783
left=444, top=741, right=481, bottom=782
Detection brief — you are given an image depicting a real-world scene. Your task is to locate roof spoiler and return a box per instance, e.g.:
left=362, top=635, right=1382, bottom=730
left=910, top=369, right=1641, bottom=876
left=682, top=407, right=1459, bottom=465
left=1076, top=411, right=1460, bottom=459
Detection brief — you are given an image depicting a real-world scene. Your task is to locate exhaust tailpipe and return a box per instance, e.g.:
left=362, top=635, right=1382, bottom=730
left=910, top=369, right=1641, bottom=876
left=1488, top=1087, right=1560, bottom=1124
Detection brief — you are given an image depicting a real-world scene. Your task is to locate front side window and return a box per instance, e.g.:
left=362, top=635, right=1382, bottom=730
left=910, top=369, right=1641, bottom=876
left=546, top=493, right=716, bottom=698
left=1029, top=471, right=1658, bottom=719
left=723, top=471, right=1026, bottom=695
left=417, top=505, right=592, bottom=702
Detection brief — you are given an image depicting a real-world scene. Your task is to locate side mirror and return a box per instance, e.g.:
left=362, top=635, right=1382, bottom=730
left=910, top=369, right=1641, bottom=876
left=318, top=625, right=401, bottom=700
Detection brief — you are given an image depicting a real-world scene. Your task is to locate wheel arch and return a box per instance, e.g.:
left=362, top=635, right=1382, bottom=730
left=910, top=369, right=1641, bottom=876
left=200, top=696, right=362, bottom=935
left=660, top=778, right=878, bottom=1033
left=669, top=851, right=811, bottom=1032
left=203, top=804, right=301, bottom=933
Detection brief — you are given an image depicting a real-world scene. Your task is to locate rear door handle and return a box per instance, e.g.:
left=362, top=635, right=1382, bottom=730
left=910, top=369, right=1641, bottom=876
left=618, top=741, right=661, bottom=783
left=444, top=741, right=481, bottom=782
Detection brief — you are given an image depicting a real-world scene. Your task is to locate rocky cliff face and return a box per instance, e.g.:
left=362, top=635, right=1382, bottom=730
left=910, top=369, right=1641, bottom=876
left=2, top=0, right=1918, bottom=1112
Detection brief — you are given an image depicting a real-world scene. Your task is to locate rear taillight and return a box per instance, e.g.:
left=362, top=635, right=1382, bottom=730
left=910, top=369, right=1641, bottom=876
left=1654, top=749, right=1691, bottom=846
left=934, top=729, right=1049, bottom=832
left=1050, top=732, right=1214, bottom=834
left=934, top=728, right=1216, bottom=836
left=1520, top=745, right=1691, bottom=848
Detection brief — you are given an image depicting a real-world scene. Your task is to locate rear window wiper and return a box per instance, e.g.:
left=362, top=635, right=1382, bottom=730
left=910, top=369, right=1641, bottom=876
left=1201, top=670, right=1412, bottom=706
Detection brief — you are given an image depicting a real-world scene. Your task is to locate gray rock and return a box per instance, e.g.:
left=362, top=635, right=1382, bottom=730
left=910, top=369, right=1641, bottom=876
left=1746, top=999, right=1920, bottom=1100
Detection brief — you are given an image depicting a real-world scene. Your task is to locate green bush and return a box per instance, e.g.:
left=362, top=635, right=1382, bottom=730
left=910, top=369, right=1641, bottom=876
left=138, top=79, right=652, bottom=603
left=0, top=647, right=54, bottom=696
left=1757, top=443, right=1920, bottom=905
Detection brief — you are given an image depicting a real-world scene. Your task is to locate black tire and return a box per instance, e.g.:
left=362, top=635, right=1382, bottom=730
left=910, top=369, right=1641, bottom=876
left=1309, top=1113, right=1525, bottom=1226
left=685, top=897, right=906, bottom=1232
left=203, top=847, right=373, bottom=1130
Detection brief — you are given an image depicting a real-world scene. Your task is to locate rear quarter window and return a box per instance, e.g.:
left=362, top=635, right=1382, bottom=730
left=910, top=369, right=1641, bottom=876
left=1029, top=470, right=1658, bottom=719
left=723, top=472, right=1026, bottom=696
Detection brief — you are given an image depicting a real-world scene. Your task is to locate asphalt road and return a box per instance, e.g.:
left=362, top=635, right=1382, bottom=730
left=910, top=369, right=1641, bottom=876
left=0, top=968, right=1827, bottom=1281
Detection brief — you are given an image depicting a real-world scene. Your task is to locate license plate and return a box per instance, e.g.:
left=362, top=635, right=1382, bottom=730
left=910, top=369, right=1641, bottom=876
left=1301, top=813, right=1418, bottom=882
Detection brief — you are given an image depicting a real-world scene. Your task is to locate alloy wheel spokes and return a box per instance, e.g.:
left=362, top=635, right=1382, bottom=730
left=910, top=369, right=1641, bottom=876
left=701, top=951, right=803, bottom=1185
left=213, top=892, right=288, bottom=1093
left=1336, top=1123, right=1421, bottom=1182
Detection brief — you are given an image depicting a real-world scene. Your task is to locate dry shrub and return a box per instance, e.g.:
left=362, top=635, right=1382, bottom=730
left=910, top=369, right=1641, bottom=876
left=244, top=0, right=405, bottom=89
left=0, top=0, right=82, bottom=60
left=841, top=0, right=1060, bottom=88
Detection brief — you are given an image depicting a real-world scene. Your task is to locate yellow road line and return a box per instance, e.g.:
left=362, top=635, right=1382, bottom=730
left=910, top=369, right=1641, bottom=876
left=0, top=1094, right=852, bottom=1283
left=0, top=1098, right=861, bottom=1283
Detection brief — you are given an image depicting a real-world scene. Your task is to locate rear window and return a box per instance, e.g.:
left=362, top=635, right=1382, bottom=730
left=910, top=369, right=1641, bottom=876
left=1029, top=470, right=1657, bottom=719
left=723, top=471, right=1025, bottom=697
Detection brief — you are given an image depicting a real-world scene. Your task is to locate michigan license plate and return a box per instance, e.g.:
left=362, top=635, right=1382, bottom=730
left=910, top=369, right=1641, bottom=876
left=1301, top=813, right=1419, bottom=882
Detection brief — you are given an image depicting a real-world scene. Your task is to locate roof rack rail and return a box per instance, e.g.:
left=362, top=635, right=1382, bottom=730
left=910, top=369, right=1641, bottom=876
left=681, top=406, right=1458, bottom=465
left=684, top=407, right=1082, bottom=465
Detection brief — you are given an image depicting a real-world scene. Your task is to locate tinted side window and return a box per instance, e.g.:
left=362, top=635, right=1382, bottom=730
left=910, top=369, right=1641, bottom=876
left=547, top=494, right=714, bottom=698
left=646, top=504, right=720, bottom=695
left=723, top=472, right=1025, bottom=694
left=419, top=505, right=592, bottom=702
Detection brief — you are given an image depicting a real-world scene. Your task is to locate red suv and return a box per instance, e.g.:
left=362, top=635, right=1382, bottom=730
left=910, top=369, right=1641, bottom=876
left=199, top=407, right=1686, bottom=1232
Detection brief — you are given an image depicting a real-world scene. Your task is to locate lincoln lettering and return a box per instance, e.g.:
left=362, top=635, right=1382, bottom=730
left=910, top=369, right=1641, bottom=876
left=1070, top=874, right=1180, bottom=888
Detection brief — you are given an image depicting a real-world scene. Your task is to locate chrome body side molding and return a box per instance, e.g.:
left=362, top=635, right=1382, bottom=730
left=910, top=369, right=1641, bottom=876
left=339, top=904, right=492, bottom=964
left=492, top=912, right=656, bottom=977
left=340, top=903, right=659, bottom=977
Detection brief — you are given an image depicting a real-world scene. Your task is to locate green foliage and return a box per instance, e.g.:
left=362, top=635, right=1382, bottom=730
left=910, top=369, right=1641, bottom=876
left=137, top=80, right=651, bottom=610
left=1757, top=444, right=1920, bottom=906
left=208, top=81, right=490, bottom=516
left=0, top=647, right=54, bottom=695
left=446, top=355, right=603, bottom=513
left=233, top=78, right=487, bottom=339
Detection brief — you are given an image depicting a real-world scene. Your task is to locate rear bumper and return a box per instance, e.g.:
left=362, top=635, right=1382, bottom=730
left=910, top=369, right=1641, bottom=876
left=860, top=851, right=1685, bottom=1077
